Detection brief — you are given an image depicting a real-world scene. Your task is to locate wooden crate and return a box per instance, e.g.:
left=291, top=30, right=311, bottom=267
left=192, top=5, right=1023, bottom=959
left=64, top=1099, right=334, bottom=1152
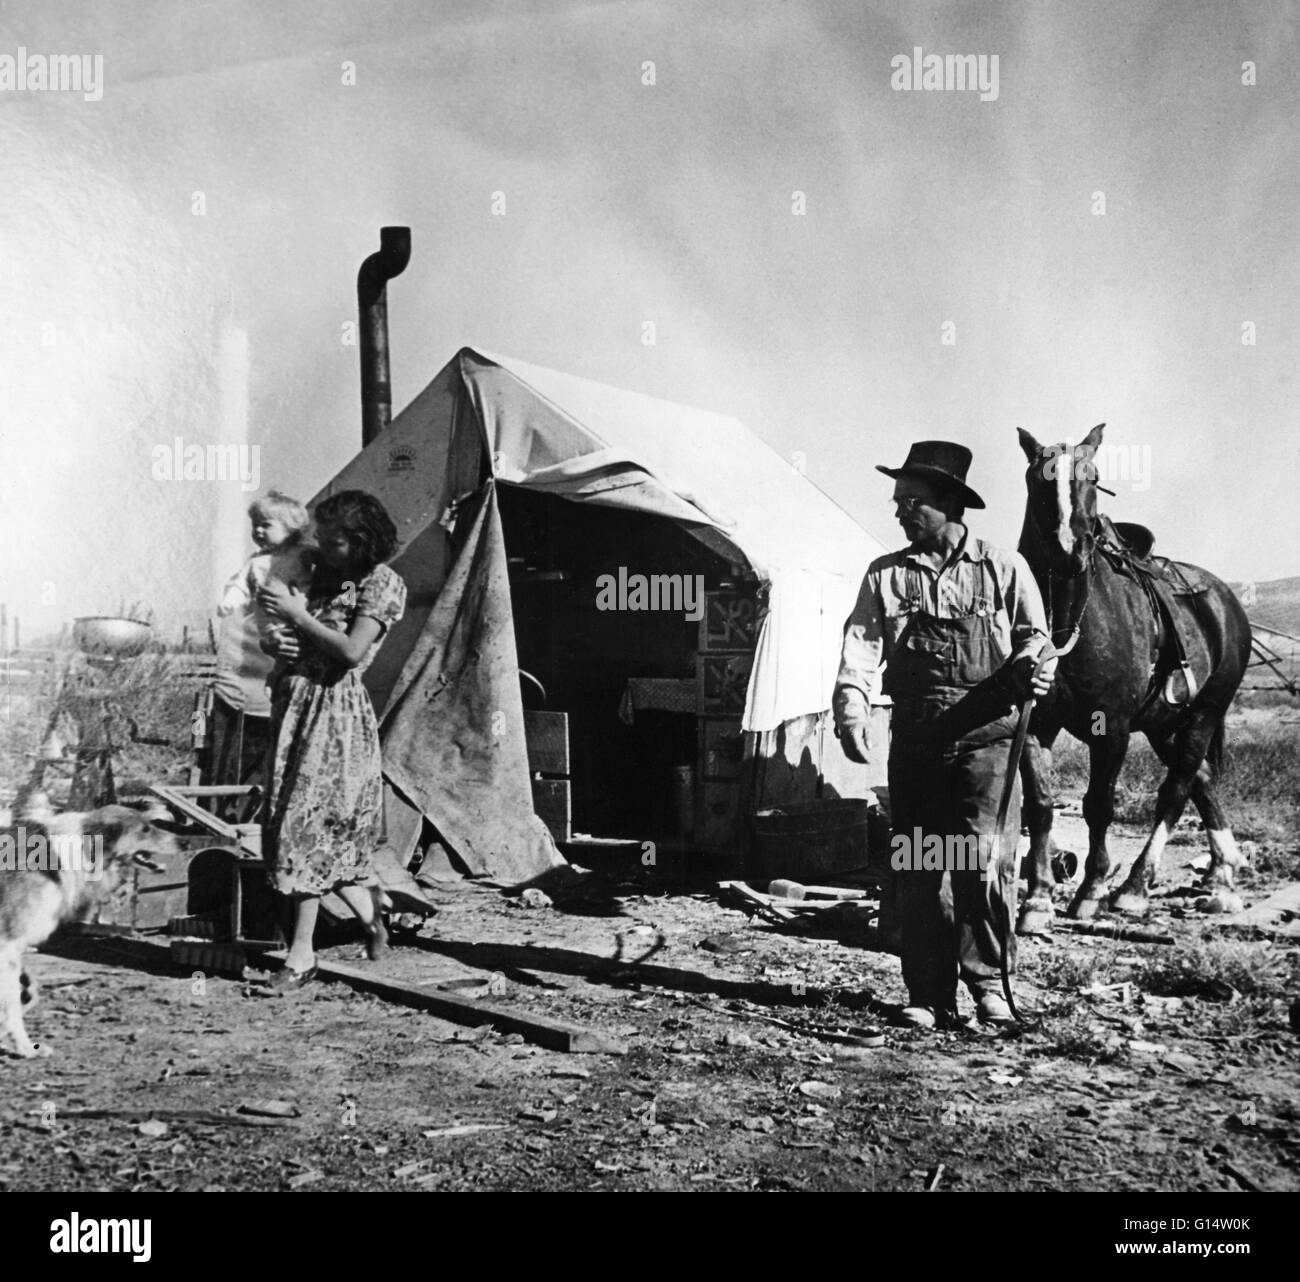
left=697, top=653, right=753, bottom=717
left=530, top=779, right=572, bottom=843
left=700, top=591, right=759, bottom=652
left=525, top=710, right=571, bottom=842
left=699, top=717, right=745, bottom=781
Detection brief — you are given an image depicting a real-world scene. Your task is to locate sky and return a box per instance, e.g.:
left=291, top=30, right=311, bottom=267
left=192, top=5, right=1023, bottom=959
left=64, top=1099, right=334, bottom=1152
left=1, top=0, right=1296, bottom=640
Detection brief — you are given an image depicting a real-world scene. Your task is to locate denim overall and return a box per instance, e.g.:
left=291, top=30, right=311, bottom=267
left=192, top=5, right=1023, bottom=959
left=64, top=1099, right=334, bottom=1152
left=881, top=559, right=1020, bottom=1014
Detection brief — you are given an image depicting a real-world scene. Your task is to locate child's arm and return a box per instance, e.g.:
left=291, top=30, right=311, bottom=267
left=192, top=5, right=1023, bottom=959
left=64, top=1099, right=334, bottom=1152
left=216, top=560, right=255, bottom=617
left=258, top=583, right=379, bottom=669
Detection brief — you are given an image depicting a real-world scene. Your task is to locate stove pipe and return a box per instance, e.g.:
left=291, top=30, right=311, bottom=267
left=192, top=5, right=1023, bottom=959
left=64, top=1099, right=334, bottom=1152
left=358, top=226, right=411, bottom=447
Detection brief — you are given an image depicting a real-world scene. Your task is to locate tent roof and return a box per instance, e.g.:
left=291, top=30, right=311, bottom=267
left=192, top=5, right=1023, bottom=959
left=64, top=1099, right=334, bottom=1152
left=461, top=348, right=886, bottom=588
left=325, top=346, right=890, bottom=732
left=456, top=349, right=888, bottom=730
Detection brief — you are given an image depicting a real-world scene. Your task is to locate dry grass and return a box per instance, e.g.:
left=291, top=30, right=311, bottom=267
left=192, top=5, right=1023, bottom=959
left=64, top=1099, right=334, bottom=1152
left=0, top=648, right=195, bottom=803
left=1048, top=715, right=1300, bottom=843
left=1024, top=942, right=1122, bottom=993
left=1133, top=939, right=1288, bottom=1001
left=1033, top=1010, right=1123, bottom=1064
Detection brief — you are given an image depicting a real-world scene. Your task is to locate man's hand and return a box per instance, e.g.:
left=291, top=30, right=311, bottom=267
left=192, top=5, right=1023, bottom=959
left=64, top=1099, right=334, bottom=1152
left=837, top=721, right=872, bottom=765
left=1010, top=651, right=1058, bottom=701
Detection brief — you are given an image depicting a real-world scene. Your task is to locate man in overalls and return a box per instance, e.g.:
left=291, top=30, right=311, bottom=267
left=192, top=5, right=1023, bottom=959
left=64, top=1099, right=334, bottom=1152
left=834, top=442, right=1055, bottom=1028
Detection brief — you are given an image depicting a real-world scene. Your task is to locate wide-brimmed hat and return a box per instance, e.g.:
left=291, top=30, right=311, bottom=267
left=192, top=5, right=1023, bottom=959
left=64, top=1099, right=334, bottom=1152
left=875, top=440, right=985, bottom=510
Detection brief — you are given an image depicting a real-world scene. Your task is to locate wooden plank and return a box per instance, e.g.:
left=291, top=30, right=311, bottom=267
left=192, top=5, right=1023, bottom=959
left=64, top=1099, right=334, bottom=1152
left=718, top=879, right=798, bottom=925
left=51, top=1107, right=297, bottom=1129
left=1054, top=920, right=1176, bottom=945
left=697, top=652, right=753, bottom=716
left=309, top=957, right=626, bottom=1055
left=531, top=778, right=571, bottom=842
left=92, top=936, right=627, bottom=1054
left=523, top=710, right=569, bottom=776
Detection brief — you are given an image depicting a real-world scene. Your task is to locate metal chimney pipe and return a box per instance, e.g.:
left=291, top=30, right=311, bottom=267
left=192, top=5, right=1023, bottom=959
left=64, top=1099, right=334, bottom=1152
left=358, top=226, right=411, bottom=447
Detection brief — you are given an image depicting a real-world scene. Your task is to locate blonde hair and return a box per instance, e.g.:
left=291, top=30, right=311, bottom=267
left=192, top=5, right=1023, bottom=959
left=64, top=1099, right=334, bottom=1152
left=249, top=490, right=310, bottom=537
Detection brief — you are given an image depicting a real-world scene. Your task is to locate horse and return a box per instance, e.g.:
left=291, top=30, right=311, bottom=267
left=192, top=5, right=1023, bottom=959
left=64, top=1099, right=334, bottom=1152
left=1013, top=424, right=1253, bottom=933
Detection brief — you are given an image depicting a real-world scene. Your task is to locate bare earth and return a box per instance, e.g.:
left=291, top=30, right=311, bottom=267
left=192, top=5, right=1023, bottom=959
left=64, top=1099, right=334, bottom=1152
left=3, top=812, right=1297, bottom=1194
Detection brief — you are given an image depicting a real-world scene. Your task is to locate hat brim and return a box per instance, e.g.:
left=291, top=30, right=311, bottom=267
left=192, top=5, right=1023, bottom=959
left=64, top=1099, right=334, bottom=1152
left=876, top=464, right=985, bottom=510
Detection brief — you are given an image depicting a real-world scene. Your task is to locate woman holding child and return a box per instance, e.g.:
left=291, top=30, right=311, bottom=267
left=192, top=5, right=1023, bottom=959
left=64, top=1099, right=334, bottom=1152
left=257, top=489, right=406, bottom=990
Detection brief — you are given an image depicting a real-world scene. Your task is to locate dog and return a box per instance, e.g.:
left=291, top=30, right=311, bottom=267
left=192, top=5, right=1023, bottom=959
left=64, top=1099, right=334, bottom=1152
left=0, top=801, right=179, bottom=1058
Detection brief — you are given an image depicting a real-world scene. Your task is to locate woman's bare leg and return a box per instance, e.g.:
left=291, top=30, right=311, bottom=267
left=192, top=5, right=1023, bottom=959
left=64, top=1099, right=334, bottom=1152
left=337, top=882, right=387, bottom=959
left=337, top=883, right=376, bottom=925
left=285, top=896, right=319, bottom=971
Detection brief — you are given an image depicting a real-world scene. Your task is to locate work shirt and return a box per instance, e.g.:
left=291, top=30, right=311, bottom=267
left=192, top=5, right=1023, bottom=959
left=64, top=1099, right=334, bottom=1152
left=213, top=548, right=313, bottom=717
left=834, top=530, right=1049, bottom=731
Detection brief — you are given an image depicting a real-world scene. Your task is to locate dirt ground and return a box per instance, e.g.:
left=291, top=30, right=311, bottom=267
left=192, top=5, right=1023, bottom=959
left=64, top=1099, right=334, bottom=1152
left=4, top=808, right=1298, bottom=1194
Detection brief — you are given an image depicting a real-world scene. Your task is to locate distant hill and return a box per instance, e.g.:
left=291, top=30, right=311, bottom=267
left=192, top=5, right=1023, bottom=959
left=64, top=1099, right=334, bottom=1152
left=1230, top=576, right=1300, bottom=640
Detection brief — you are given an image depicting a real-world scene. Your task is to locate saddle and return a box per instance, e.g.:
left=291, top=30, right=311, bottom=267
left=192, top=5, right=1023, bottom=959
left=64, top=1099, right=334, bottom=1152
left=1106, top=519, right=1214, bottom=594
left=1096, top=516, right=1206, bottom=705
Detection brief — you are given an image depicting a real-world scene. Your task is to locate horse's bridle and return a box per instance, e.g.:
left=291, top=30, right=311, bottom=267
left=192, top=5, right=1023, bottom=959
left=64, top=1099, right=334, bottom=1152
left=1039, top=522, right=1095, bottom=660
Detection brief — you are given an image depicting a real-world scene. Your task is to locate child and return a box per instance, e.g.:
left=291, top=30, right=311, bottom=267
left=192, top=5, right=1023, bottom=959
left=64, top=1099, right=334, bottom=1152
left=257, top=490, right=406, bottom=989
left=219, top=491, right=316, bottom=688
left=206, top=492, right=313, bottom=821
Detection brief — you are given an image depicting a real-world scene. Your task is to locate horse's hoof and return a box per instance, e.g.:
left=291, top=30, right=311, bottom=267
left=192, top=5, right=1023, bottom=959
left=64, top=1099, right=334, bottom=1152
left=1068, top=889, right=1103, bottom=919
left=1196, top=892, right=1243, bottom=915
left=1016, top=900, right=1055, bottom=937
left=1108, top=888, right=1150, bottom=915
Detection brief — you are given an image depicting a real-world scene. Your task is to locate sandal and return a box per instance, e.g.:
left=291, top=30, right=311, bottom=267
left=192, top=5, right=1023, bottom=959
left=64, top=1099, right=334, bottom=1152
left=264, top=963, right=318, bottom=992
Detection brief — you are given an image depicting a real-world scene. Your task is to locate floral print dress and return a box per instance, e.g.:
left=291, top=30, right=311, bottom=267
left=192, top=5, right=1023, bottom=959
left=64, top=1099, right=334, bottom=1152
left=263, top=563, right=406, bottom=897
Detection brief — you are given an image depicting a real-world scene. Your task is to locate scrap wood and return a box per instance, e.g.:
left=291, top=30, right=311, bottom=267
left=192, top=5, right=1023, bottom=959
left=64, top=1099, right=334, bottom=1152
left=1212, top=882, right=1300, bottom=937
left=1221, top=1160, right=1262, bottom=1192
left=1054, top=920, right=1176, bottom=945
left=96, top=936, right=627, bottom=1056
left=717, top=880, right=798, bottom=925
left=49, top=1108, right=297, bottom=1129
left=767, top=879, right=869, bottom=901
left=686, top=996, right=883, bottom=1048
left=724, top=881, right=873, bottom=913
left=308, top=956, right=628, bottom=1055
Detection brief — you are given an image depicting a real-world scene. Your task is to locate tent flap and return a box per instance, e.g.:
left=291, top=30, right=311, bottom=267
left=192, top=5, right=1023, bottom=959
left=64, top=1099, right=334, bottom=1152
left=378, top=481, right=564, bottom=885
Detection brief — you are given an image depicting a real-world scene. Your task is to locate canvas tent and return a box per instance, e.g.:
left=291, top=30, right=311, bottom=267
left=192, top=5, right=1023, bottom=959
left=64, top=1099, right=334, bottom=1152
left=313, top=348, right=889, bottom=886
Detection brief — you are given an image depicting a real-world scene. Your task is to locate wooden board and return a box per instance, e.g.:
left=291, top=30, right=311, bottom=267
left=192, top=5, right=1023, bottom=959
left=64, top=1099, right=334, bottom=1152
left=700, top=591, right=759, bottom=652
left=98, top=937, right=628, bottom=1055
left=307, top=957, right=627, bottom=1055
left=1214, top=882, right=1300, bottom=937
left=524, top=710, right=570, bottom=776
left=697, top=653, right=754, bottom=716
left=531, top=778, right=572, bottom=842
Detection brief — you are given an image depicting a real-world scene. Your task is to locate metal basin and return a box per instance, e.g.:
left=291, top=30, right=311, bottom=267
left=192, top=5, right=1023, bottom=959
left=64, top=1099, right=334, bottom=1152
left=72, top=616, right=153, bottom=658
